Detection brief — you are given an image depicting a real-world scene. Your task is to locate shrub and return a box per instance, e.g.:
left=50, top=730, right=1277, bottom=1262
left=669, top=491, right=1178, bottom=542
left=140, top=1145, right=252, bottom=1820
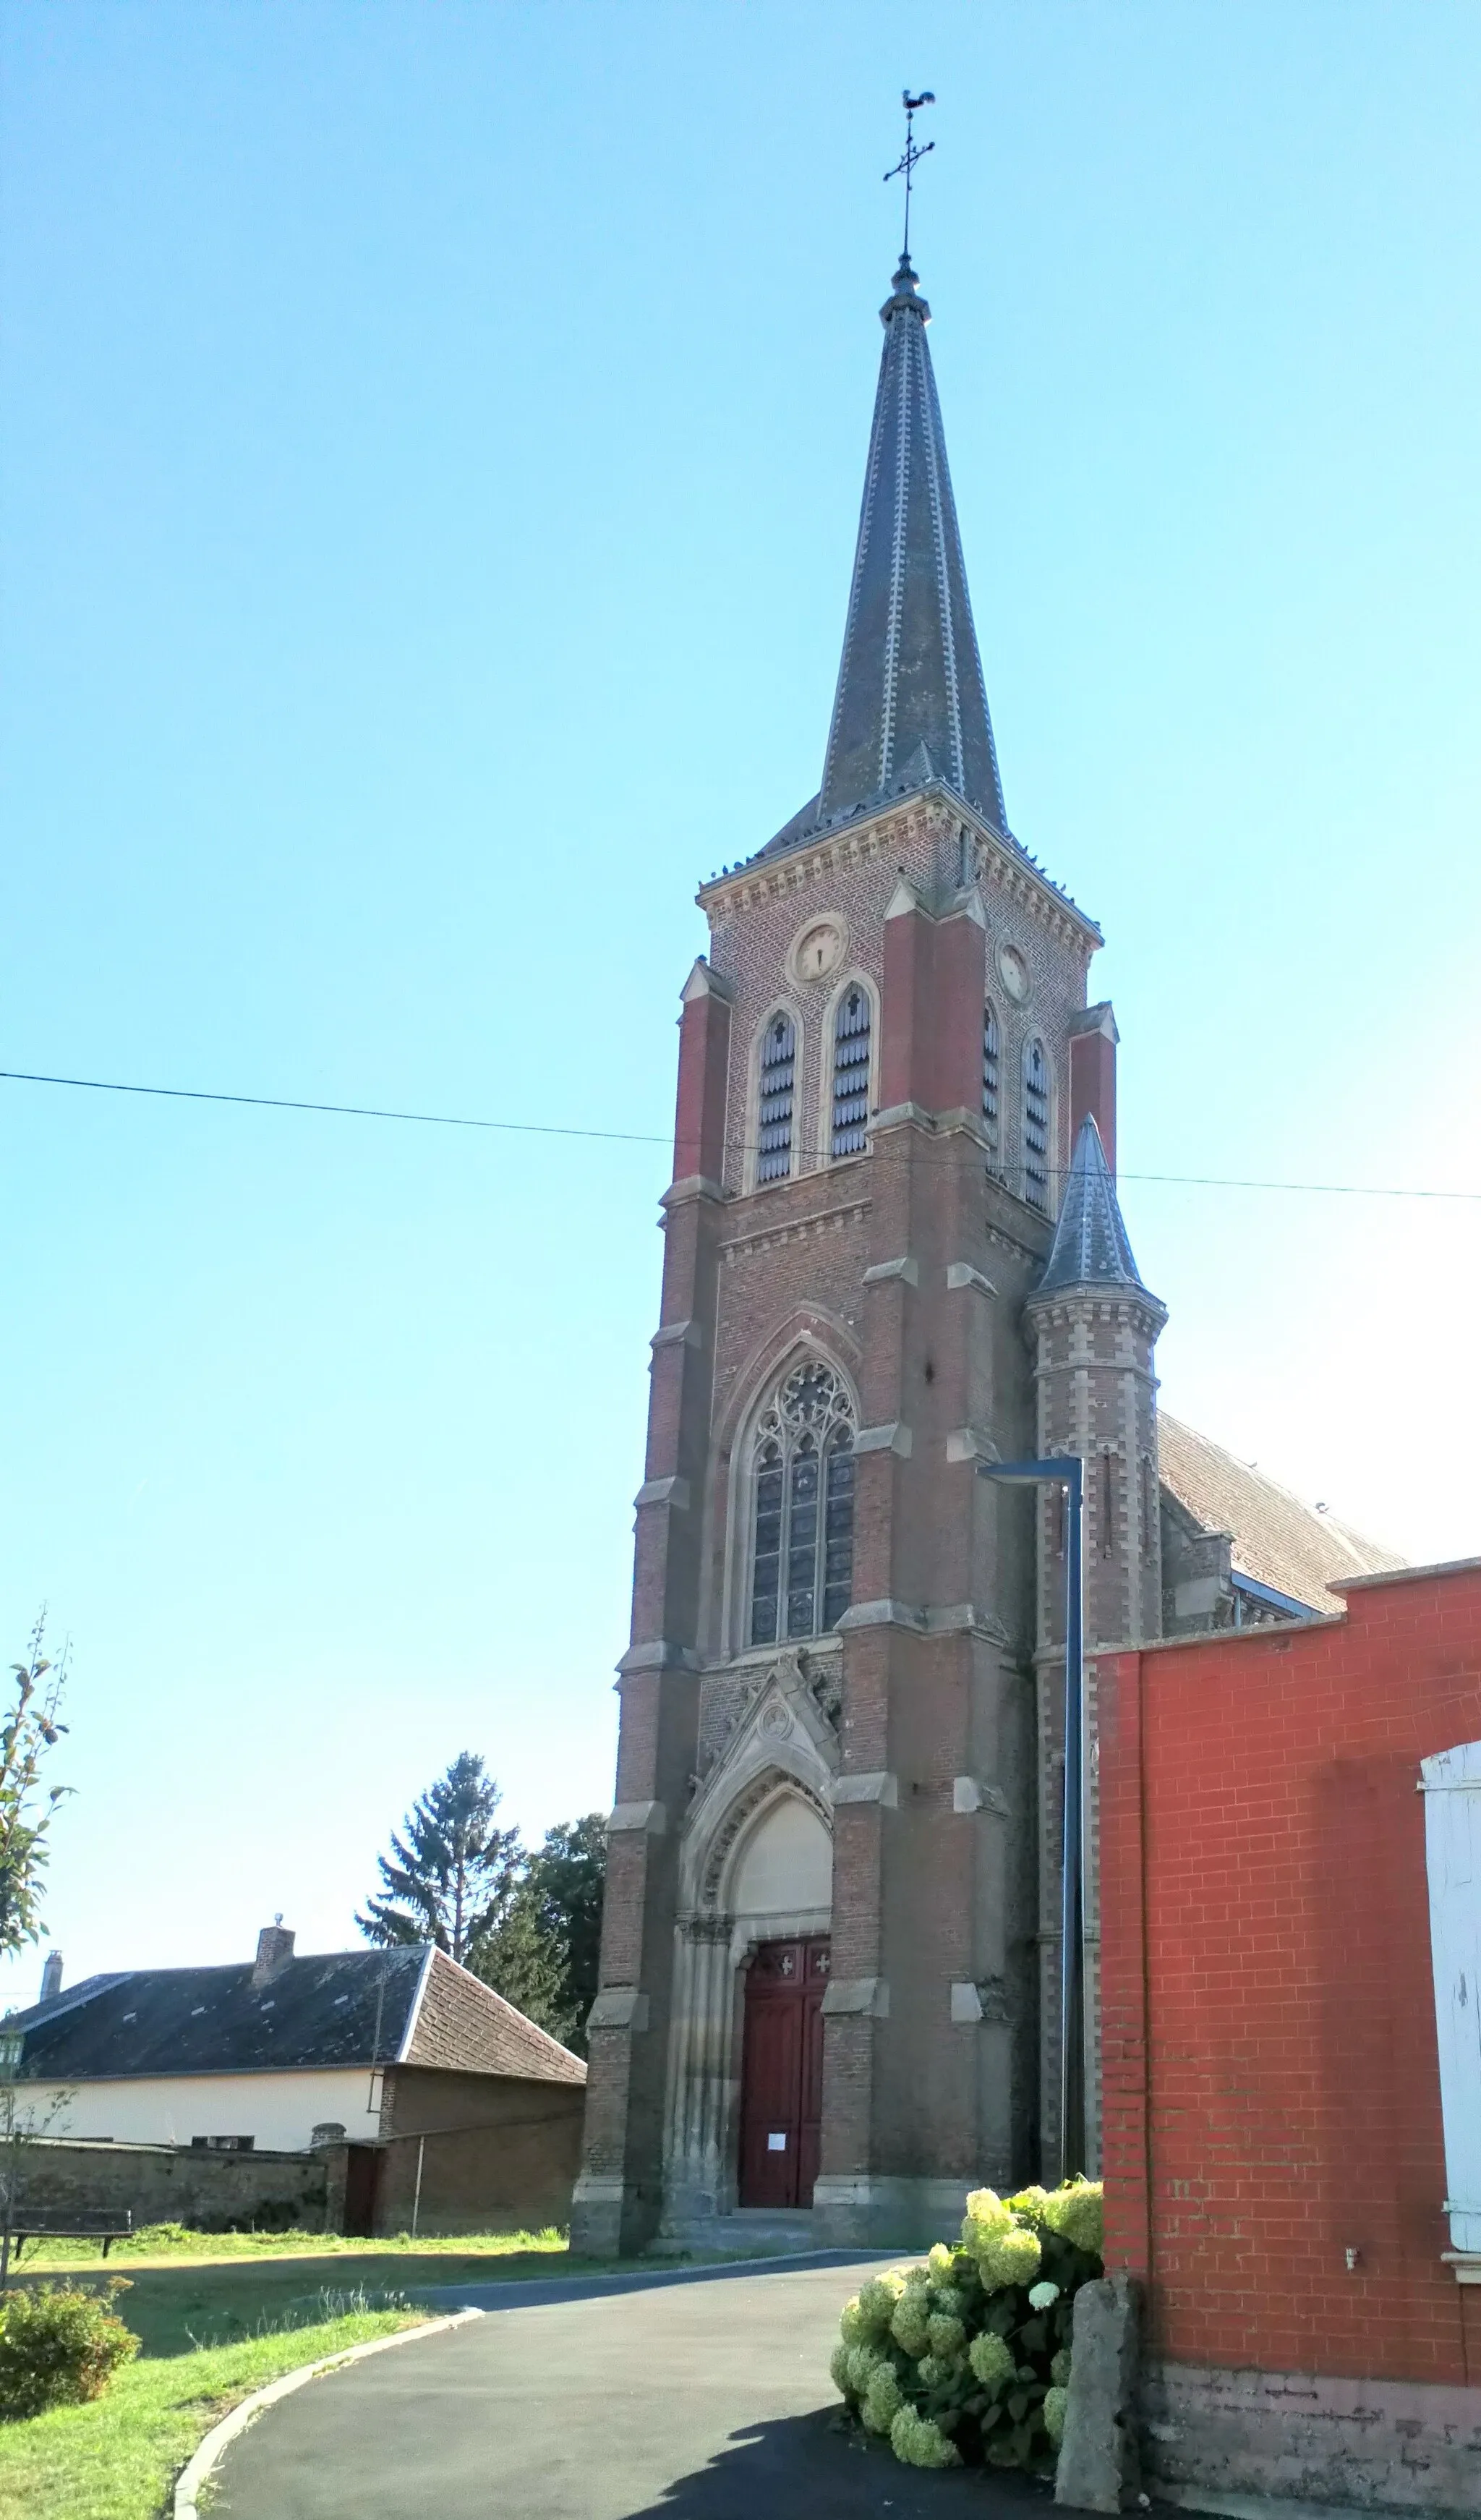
left=829, top=2176, right=1103, bottom=2477
left=0, top=2281, right=140, bottom=2419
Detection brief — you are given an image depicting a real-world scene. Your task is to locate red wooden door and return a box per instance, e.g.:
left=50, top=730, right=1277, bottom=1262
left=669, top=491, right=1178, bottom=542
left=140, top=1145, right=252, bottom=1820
left=738, top=1938, right=830, bottom=2208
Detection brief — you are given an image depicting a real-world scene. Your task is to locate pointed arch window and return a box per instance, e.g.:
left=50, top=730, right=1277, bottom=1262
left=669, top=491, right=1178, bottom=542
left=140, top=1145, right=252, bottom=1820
left=749, top=1362, right=855, bottom=1645
left=756, top=1014, right=797, bottom=1183
left=982, top=1002, right=1000, bottom=1146
left=830, top=986, right=871, bottom=1159
left=1023, top=1038, right=1049, bottom=1212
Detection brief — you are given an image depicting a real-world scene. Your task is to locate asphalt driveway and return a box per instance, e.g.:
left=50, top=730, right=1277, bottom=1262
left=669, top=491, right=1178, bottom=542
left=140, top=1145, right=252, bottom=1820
left=211, top=2255, right=1064, bottom=2520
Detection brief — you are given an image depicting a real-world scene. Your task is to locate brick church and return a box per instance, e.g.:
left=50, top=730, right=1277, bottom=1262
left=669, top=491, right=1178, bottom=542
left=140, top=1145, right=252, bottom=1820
left=571, top=252, right=1400, bottom=2257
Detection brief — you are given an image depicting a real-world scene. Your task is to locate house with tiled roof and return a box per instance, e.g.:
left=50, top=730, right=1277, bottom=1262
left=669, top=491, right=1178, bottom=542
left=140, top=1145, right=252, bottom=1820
left=7, top=1925, right=586, bottom=2236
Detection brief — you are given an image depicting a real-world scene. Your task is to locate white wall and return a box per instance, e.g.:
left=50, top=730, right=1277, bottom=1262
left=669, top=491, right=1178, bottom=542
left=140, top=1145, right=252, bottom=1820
left=20, top=2066, right=380, bottom=2154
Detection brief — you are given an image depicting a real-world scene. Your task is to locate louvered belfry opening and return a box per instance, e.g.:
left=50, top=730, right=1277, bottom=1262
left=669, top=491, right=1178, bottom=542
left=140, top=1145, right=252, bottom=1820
left=748, top=1363, right=855, bottom=1646
left=830, top=987, right=871, bottom=1158
left=1023, top=1038, right=1049, bottom=1211
left=756, top=1014, right=796, bottom=1183
left=982, top=1002, right=1000, bottom=1144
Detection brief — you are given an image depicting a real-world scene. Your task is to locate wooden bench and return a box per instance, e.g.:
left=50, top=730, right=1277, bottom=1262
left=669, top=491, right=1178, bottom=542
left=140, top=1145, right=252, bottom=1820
left=7, top=2208, right=132, bottom=2261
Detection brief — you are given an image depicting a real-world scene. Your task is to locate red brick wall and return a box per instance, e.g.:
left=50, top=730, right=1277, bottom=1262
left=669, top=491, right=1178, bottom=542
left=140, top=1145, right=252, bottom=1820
left=1098, top=1564, right=1481, bottom=2387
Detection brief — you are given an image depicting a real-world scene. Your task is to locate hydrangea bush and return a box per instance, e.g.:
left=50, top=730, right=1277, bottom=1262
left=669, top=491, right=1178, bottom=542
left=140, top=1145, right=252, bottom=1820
left=829, top=2178, right=1103, bottom=2474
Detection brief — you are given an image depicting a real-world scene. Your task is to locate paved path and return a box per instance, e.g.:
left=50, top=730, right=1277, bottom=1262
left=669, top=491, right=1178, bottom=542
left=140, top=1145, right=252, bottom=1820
left=212, top=2255, right=1062, bottom=2520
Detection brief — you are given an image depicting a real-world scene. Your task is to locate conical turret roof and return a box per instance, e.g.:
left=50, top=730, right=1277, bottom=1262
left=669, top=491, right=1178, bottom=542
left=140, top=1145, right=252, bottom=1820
left=1034, top=1115, right=1155, bottom=1298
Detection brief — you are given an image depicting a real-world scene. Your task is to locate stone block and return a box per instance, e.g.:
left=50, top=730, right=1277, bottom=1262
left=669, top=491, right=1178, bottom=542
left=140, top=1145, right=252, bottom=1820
left=1056, top=2273, right=1142, bottom=2512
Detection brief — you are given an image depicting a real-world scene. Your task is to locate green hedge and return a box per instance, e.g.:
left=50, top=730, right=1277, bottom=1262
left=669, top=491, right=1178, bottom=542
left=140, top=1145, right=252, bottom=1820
left=829, top=2179, right=1103, bottom=2472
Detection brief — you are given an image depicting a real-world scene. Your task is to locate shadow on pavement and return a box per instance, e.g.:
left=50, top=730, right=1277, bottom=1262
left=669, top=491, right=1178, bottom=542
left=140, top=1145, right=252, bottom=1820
left=413, top=2249, right=897, bottom=2316
left=621, top=2408, right=1060, bottom=2520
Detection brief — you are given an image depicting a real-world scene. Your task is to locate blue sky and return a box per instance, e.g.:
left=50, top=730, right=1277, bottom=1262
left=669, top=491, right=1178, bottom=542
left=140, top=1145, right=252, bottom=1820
left=3, top=1, right=1478, bottom=2006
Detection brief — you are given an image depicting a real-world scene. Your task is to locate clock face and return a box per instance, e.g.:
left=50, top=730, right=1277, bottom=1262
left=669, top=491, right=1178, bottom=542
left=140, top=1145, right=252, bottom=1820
left=791, top=919, right=845, bottom=983
left=996, top=941, right=1030, bottom=1005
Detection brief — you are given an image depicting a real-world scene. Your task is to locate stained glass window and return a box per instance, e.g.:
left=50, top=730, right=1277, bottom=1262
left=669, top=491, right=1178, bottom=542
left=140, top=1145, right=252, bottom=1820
left=748, top=1362, right=855, bottom=1644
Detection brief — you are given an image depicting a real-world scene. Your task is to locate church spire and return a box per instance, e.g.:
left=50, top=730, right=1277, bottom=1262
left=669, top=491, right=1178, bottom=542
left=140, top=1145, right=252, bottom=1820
left=816, top=256, right=1007, bottom=835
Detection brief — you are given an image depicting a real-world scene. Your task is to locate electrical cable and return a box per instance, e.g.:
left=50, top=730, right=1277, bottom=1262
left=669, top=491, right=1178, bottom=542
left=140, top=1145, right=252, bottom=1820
left=1, top=1065, right=1478, bottom=1203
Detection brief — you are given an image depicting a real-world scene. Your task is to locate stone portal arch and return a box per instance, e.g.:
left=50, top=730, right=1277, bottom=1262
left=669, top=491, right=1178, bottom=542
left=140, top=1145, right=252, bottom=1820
left=661, top=1756, right=834, bottom=2238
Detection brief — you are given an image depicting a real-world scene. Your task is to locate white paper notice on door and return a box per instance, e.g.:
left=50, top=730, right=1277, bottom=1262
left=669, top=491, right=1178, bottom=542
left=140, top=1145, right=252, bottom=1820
left=767, top=2132, right=787, bottom=2151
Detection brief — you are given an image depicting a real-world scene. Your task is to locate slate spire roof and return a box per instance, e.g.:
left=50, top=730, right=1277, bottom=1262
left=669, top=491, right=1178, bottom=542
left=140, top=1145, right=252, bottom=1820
left=816, top=255, right=1007, bottom=836
left=1035, top=1115, right=1156, bottom=1298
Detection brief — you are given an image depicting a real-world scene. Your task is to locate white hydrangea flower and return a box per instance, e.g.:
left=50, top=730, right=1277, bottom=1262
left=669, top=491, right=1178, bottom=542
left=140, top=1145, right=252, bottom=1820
left=1028, top=2280, right=1061, bottom=2310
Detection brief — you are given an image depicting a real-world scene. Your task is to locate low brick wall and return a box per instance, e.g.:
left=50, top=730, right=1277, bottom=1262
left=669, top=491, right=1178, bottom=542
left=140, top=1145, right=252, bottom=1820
left=9, top=2136, right=328, bottom=2232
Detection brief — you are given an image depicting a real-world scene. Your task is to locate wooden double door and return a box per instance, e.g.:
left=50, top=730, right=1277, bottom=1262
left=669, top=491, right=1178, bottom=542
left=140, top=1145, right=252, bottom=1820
left=738, top=1936, right=829, bottom=2208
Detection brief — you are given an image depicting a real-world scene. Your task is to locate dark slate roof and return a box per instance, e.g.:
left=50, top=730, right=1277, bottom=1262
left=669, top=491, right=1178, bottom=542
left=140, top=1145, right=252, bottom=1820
left=1159, top=1414, right=1407, bottom=1612
left=1035, top=1115, right=1156, bottom=1298
left=2, top=1943, right=584, bottom=2088
left=764, top=256, right=1007, bottom=855
left=6, top=1949, right=430, bottom=2081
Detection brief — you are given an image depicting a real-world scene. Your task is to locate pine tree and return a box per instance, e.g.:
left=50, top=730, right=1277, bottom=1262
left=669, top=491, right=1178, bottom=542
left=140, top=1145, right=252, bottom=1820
left=473, top=1814, right=605, bottom=2052
left=357, top=1753, right=521, bottom=1966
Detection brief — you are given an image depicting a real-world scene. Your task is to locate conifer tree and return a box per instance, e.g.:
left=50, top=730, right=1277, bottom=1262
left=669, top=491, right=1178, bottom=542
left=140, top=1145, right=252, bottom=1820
left=474, top=1814, right=605, bottom=2052
left=357, top=1753, right=521, bottom=1966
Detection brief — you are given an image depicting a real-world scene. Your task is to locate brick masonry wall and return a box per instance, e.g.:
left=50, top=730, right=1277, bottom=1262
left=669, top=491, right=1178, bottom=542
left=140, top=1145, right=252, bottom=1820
left=11, top=2136, right=327, bottom=2231
left=1098, top=1565, right=1481, bottom=2397
left=375, top=2066, right=584, bottom=2236
left=576, top=785, right=1102, bottom=2250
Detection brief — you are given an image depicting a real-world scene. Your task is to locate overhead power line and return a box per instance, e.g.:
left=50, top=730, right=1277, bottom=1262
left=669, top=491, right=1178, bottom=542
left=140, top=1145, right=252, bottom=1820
left=1, top=1065, right=1478, bottom=1204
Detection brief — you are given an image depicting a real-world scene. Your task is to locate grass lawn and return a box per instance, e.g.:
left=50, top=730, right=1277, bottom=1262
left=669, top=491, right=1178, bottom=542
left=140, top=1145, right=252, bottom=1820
left=17, top=2222, right=568, bottom=2273
left=0, top=2305, right=424, bottom=2520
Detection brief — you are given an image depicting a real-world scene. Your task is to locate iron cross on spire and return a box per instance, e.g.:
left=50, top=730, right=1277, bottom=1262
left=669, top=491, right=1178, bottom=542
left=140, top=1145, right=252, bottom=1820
left=884, top=88, right=935, bottom=260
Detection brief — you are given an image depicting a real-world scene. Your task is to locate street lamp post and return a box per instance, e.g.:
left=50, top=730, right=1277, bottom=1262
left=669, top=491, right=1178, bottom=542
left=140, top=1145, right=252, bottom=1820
left=978, top=1454, right=1086, bottom=2179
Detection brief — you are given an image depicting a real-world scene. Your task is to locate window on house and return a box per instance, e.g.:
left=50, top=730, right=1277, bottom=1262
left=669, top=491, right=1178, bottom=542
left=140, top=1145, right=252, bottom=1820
left=1023, top=1039, right=1049, bottom=1211
left=1140, top=1456, right=1156, bottom=1557
left=831, top=987, right=871, bottom=1159
left=982, top=1003, right=999, bottom=1145
left=756, top=1014, right=796, bottom=1183
left=749, top=1362, right=856, bottom=1644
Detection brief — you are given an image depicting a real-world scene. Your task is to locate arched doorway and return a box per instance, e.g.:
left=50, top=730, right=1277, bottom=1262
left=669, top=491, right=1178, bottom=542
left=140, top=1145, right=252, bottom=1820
left=730, top=1792, right=832, bottom=2209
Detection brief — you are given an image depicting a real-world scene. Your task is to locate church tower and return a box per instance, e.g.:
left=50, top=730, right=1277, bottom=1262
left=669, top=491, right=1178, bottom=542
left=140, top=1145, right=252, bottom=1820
left=572, top=253, right=1161, bottom=2257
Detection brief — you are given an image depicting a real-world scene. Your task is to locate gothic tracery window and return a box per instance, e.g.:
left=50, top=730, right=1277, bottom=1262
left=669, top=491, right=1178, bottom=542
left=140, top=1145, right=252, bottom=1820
left=748, top=1361, right=855, bottom=1645
left=1023, top=1037, right=1049, bottom=1212
left=830, top=986, right=871, bottom=1159
left=756, top=1013, right=797, bottom=1183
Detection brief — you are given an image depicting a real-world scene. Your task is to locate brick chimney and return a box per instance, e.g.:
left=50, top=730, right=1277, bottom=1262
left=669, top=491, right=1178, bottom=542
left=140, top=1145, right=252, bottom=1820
left=251, top=1921, right=295, bottom=1988
left=39, top=1951, right=62, bottom=2005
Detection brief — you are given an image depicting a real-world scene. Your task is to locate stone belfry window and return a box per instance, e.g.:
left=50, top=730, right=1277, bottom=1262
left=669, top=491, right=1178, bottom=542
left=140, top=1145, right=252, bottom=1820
left=982, top=1003, right=1000, bottom=1145
left=1023, top=1038, right=1049, bottom=1211
left=749, top=1362, right=855, bottom=1645
left=756, top=1014, right=797, bottom=1183
left=830, top=987, right=871, bottom=1159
